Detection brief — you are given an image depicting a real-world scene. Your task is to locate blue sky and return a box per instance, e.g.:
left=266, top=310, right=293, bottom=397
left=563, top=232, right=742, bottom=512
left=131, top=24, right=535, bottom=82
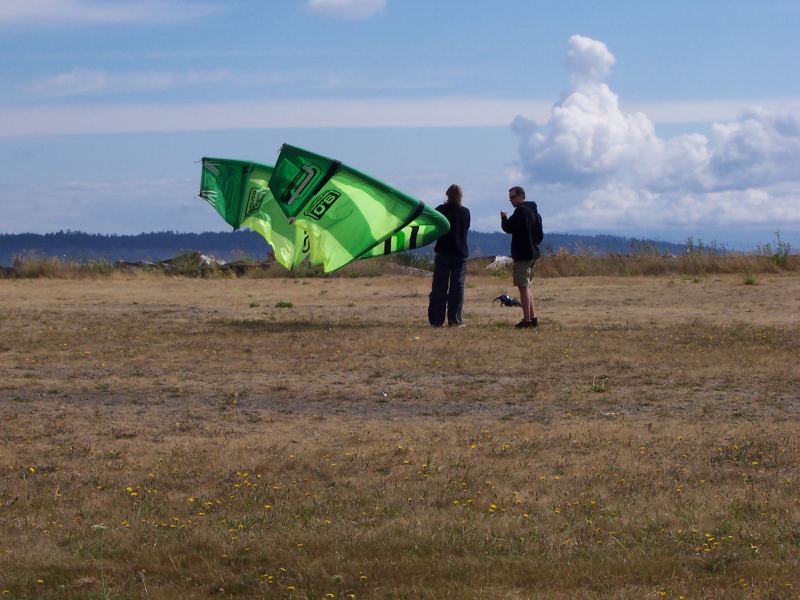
left=1, top=0, right=799, bottom=249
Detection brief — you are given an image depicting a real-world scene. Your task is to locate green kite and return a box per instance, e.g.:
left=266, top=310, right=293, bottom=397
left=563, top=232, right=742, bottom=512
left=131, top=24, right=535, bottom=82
left=199, top=145, right=450, bottom=272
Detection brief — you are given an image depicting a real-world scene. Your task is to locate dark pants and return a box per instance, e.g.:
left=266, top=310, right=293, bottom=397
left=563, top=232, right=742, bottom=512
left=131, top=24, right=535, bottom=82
left=428, top=253, right=467, bottom=326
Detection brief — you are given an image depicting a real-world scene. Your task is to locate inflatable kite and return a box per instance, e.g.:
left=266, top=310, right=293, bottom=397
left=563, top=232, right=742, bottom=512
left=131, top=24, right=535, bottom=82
left=199, top=144, right=449, bottom=272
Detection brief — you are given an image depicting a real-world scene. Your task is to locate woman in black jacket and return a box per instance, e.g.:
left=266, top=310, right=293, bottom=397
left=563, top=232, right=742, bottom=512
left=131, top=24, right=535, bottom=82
left=428, top=184, right=470, bottom=327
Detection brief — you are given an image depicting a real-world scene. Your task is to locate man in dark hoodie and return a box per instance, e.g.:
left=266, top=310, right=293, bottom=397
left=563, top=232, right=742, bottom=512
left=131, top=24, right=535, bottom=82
left=500, top=186, right=543, bottom=329
left=428, top=184, right=470, bottom=327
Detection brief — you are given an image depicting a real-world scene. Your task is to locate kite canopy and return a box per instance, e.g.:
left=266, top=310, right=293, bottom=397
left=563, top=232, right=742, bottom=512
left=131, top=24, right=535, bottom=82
left=199, top=145, right=450, bottom=272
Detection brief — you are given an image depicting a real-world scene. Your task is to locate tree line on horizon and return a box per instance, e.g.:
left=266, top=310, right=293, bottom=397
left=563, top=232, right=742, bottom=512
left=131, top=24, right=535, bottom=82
left=0, top=230, right=688, bottom=267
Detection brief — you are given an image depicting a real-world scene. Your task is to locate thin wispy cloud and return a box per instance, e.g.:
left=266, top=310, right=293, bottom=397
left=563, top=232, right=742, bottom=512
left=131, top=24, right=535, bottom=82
left=626, top=99, right=800, bottom=125
left=0, top=0, right=223, bottom=26
left=4, top=93, right=800, bottom=137
left=306, top=0, right=386, bottom=20
left=17, top=64, right=454, bottom=101
left=512, top=34, right=800, bottom=233
left=0, top=99, right=551, bottom=137
left=25, top=69, right=234, bottom=98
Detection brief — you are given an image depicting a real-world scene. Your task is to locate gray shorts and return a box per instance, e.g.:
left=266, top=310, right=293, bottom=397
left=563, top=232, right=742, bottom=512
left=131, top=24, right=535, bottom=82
left=512, top=259, right=536, bottom=287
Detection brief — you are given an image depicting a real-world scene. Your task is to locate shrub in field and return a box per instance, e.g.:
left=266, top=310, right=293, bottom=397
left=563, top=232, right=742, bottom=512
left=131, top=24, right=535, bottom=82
left=9, top=255, right=113, bottom=278
left=169, top=250, right=205, bottom=276
left=12, top=255, right=71, bottom=278
left=80, top=259, right=114, bottom=276
left=741, top=272, right=758, bottom=285
left=758, top=231, right=792, bottom=267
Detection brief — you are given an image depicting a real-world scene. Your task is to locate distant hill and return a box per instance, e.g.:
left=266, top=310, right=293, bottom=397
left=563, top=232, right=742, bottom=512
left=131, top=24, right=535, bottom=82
left=0, top=230, right=687, bottom=266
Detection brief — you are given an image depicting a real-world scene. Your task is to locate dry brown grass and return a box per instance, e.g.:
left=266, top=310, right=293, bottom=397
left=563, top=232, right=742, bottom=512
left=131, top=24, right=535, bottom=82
left=1, top=272, right=799, bottom=599
left=475, top=252, right=799, bottom=279
left=3, top=248, right=798, bottom=281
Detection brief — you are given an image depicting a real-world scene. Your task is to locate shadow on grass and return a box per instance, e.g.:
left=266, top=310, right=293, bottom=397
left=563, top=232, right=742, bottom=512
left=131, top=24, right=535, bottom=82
left=212, top=318, right=385, bottom=333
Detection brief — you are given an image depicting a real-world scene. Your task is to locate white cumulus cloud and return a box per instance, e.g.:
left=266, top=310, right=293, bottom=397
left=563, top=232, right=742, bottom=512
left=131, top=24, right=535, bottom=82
left=306, top=0, right=386, bottom=20
left=709, top=108, right=800, bottom=190
left=563, top=34, right=615, bottom=89
left=512, top=34, right=800, bottom=239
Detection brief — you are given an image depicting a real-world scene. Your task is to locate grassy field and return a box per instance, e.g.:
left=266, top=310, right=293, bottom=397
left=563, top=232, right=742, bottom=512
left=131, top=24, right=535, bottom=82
left=1, top=269, right=799, bottom=599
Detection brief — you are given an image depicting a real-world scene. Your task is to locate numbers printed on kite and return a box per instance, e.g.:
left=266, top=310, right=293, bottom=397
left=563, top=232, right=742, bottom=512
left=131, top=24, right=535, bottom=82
left=303, top=190, right=341, bottom=221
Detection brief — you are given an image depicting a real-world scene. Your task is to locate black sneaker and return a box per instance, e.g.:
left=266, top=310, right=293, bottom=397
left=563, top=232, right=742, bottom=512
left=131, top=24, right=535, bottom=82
left=514, top=318, right=538, bottom=329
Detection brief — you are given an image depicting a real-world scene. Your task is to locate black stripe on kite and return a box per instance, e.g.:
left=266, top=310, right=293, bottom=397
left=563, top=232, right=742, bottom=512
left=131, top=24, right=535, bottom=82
left=409, top=225, right=420, bottom=249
